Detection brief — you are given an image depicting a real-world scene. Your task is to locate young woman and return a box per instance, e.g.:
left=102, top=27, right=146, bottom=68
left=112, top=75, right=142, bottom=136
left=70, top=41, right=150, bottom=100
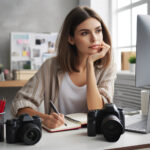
left=11, top=6, right=116, bottom=129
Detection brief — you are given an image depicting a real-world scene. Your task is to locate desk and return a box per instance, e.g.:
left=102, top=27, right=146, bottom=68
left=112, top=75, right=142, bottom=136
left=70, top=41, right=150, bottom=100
left=1, top=128, right=150, bottom=150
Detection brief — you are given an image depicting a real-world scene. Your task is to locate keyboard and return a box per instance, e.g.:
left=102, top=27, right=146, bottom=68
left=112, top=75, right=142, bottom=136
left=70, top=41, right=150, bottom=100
left=125, top=114, right=147, bottom=133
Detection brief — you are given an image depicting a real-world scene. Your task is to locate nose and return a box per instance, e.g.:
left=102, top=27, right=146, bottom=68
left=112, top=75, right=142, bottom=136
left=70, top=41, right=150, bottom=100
left=90, top=33, right=97, bottom=42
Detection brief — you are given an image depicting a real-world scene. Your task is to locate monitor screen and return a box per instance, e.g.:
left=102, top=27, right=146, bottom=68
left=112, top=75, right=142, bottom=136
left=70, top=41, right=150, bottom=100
left=136, top=15, right=150, bottom=87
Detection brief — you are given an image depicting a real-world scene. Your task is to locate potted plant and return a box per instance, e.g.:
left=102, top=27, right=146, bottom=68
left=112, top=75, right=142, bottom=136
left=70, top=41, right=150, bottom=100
left=128, top=55, right=136, bottom=72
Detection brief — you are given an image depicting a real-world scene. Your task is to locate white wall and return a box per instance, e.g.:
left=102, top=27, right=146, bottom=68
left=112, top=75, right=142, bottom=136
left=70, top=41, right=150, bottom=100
left=78, top=0, right=111, bottom=32
left=0, top=0, right=78, bottom=69
left=78, top=0, right=91, bottom=6
left=91, top=0, right=111, bottom=31
left=148, top=0, right=150, bottom=14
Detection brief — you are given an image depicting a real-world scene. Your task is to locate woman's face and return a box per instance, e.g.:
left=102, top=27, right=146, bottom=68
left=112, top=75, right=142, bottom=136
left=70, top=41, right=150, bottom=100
left=69, top=17, right=103, bottom=57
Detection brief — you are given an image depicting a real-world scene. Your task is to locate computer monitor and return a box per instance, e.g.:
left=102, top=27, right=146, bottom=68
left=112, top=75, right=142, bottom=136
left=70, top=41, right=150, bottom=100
left=136, top=15, right=150, bottom=87
left=125, top=15, right=150, bottom=133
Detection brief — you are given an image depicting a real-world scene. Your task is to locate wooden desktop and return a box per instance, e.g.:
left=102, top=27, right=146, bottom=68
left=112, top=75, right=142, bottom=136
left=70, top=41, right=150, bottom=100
left=0, top=80, right=27, bottom=87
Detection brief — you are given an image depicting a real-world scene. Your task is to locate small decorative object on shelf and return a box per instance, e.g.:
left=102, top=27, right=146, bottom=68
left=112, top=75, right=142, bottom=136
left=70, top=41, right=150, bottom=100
left=0, top=64, right=5, bottom=81
left=15, top=70, right=37, bottom=80
left=128, top=55, right=136, bottom=73
left=4, top=69, right=12, bottom=80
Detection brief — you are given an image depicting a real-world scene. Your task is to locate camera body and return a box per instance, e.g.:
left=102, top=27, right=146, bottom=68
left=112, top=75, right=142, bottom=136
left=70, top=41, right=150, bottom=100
left=88, top=103, right=125, bottom=142
left=6, top=114, right=42, bottom=145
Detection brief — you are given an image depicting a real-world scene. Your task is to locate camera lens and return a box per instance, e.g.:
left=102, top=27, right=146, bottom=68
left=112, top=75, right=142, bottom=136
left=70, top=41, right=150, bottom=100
left=21, top=123, right=42, bottom=145
left=27, top=130, right=38, bottom=141
left=101, top=115, right=123, bottom=142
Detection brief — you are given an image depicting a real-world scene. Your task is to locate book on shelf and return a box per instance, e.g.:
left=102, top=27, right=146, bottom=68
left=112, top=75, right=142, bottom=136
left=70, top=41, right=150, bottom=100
left=16, top=70, right=37, bottom=80
left=42, top=113, right=87, bottom=132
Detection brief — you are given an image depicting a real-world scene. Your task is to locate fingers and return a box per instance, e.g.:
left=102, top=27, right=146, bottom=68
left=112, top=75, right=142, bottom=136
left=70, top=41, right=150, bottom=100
left=51, top=113, right=65, bottom=127
left=43, top=113, right=65, bottom=129
left=87, top=41, right=110, bottom=63
left=59, top=113, right=65, bottom=119
left=98, top=41, right=110, bottom=57
left=101, top=41, right=110, bottom=51
left=52, top=113, right=65, bottom=124
left=87, top=40, right=110, bottom=64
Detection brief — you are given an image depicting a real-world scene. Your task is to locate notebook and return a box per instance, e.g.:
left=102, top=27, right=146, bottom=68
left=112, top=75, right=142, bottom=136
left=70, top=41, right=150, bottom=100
left=42, top=113, right=87, bottom=132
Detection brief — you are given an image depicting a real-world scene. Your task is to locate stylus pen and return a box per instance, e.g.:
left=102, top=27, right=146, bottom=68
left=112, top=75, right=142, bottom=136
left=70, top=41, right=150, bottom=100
left=50, top=101, right=67, bottom=126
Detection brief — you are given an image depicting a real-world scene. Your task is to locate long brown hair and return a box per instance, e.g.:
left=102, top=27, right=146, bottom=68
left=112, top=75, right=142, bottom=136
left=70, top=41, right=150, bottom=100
left=56, top=6, right=112, bottom=72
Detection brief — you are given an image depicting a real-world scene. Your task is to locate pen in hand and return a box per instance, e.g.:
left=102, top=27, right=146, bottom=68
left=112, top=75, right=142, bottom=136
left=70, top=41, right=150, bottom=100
left=50, top=101, right=67, bottom=126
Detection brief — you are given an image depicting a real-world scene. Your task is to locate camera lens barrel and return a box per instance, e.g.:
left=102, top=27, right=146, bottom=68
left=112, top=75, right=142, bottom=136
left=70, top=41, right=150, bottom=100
left=101, top=115, right=123, bottom=142
left=87, top=104, right=125, bottom=142
left=21, top=123, right=42, bottom=145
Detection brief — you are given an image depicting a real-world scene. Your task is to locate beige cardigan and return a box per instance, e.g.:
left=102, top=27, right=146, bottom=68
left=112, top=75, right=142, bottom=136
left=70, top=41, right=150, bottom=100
left=11, top=57, right=117, bottom=116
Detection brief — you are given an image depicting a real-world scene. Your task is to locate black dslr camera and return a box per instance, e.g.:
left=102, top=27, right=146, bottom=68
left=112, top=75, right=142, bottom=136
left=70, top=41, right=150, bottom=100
left=87, top=103, right=125, bottom=142
left=6, top=114, right=42, bottom=145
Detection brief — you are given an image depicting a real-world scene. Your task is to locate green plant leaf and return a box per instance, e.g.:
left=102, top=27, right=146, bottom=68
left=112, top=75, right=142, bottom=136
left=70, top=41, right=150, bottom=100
left=128, top=56, right=136, bottom=64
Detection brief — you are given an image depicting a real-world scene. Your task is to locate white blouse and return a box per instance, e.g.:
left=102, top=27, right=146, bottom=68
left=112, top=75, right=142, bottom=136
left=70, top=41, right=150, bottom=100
left=58, top=73, right=88, bottom=115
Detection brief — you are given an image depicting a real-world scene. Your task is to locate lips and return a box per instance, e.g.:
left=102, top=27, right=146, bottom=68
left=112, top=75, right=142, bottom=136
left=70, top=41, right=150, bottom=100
left=88, top=44, right=100, bottom=49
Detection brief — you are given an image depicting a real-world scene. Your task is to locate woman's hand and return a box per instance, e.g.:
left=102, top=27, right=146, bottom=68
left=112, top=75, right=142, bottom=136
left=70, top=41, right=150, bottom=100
left=43, top=113, right=65, bottom=129
left=87, top=41, right=110, bottom=64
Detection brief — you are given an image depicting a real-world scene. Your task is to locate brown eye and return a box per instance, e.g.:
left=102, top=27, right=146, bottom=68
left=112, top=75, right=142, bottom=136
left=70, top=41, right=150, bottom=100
left=96, top=29, right=102, bottom=33
left=81, top=32, right=88, bottom=36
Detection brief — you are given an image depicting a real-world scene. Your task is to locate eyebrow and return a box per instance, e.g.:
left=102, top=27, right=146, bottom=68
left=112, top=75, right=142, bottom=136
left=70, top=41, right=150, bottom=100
left=78, top=25, right=102, bottom=32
